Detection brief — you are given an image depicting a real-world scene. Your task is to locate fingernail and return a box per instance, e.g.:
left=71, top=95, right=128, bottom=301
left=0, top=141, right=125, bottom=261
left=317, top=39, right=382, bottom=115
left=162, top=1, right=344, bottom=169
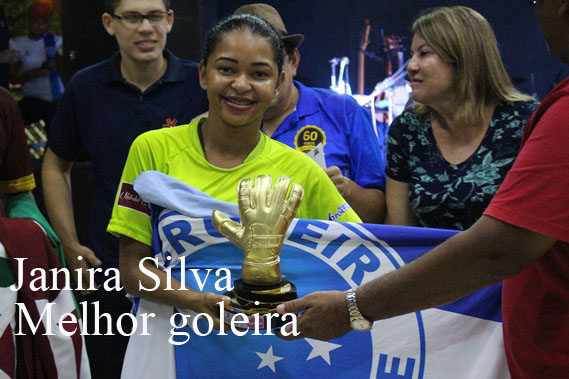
left=276, top=304, right=284, bottom=313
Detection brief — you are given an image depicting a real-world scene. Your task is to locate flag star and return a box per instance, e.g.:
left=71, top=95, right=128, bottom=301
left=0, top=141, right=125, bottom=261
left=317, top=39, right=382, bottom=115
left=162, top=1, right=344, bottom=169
left=305, top=338, right=342, bottom=365
left=256, top=345, right=283, bottom=373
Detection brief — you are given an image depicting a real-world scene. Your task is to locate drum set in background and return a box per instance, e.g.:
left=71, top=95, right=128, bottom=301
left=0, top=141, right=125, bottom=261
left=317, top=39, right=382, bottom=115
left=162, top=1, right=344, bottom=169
left=327, top=23, right=412, bottom=142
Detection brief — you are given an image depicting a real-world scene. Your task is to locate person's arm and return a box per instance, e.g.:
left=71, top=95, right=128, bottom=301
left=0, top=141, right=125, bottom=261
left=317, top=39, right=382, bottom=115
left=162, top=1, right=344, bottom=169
left=119, top=235, right=229, bottom=328
left=55, top=35, right=64, bottom=81
left=335, top=102, right=387, bottom=223
left=42, top=148, right=102, bottom=283
left=325, top=166, right=384, bottom=223
left=0, top=48, right=20, bottom=64
left=9, top=59, right=49, bottom=85
left=384, top=177, right=417, bottom=226
left=277, top=215, right=555, bottom=340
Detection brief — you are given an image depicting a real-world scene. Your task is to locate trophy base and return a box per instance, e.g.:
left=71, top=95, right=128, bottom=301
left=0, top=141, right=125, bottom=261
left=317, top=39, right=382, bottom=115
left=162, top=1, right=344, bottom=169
left=223, top=279, right=297, bottom=331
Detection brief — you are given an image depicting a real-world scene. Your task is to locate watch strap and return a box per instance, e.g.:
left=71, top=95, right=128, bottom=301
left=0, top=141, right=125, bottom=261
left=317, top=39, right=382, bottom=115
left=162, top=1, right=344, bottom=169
left=346, top=288, right=372, bottom=331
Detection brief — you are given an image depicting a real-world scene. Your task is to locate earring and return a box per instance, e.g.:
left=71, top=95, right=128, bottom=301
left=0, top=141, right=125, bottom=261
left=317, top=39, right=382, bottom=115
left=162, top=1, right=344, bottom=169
left=274, top=89, right=280, bottom=97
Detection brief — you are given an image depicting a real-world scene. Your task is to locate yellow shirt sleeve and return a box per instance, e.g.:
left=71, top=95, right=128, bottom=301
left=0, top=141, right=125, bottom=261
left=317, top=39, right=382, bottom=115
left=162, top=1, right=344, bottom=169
left=107, top=134, right=157, bottom=246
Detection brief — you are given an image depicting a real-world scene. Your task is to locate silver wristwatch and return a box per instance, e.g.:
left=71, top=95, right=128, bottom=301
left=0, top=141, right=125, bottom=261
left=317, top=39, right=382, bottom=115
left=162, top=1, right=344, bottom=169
left=346, top=288, right=372, bottom=331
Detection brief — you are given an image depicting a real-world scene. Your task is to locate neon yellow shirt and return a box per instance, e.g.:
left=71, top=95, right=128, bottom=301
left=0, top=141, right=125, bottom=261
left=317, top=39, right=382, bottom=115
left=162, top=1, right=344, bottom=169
left=108, top=119, right=361, bottom=246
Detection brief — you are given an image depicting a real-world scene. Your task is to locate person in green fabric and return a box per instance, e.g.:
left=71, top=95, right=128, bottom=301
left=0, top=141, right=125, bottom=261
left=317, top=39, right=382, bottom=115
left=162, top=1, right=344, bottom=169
left=0, top=86, right=64, bottom=264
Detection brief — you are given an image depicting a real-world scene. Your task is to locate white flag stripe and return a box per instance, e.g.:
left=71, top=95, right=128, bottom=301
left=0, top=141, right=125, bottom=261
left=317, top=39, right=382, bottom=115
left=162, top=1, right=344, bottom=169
left=0, top=287, right=16, bottom=338
left=121, top=299, right=175, bottom=379
left=368, top=309, right=507, bottom=379
left=36, top=289, right=91, bottom=379
left=0, top=324, right=16, bottom=379
left=0, top=243, right=17, bottom=366
left=0, top=243, right=7, bottom=259
left=422, top=309, right=508, bottom=378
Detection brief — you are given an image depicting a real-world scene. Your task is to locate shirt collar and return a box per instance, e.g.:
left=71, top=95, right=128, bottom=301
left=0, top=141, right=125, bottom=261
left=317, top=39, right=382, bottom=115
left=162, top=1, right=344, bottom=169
left=189, top=118, right=267, bottom=167
left=104, top=49, right=187, bottom=85
left=160, top=49, right=186, bottom=83
left=293, top=80, right=321, bottom=119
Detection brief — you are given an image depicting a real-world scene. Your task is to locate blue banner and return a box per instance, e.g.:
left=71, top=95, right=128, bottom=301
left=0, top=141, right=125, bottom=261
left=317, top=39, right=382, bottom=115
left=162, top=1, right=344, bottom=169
left=121, top=172, right=508, bottom=378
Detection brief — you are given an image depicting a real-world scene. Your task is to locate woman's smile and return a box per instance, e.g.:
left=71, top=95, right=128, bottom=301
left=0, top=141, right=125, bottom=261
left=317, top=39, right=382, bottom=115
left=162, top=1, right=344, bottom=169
left=199, top=28, right=280, bottom=128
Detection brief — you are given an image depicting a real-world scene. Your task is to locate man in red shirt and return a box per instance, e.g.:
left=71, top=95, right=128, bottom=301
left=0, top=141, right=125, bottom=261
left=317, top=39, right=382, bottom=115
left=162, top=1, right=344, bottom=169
left=278, top=2, right=569, bottom=377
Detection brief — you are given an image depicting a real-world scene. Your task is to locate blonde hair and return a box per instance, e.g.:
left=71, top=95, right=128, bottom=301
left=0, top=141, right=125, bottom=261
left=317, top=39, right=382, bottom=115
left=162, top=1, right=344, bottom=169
left=411, top=6, right=532, bottom=125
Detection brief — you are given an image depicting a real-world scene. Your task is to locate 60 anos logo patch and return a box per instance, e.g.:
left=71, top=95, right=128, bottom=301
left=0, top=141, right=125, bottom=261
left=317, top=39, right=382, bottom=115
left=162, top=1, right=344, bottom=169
left=294, top=125, right=326, bottom=152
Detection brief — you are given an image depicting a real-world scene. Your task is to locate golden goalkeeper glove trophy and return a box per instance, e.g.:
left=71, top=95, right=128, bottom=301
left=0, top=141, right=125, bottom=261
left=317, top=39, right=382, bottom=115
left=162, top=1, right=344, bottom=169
left=212, top=175, right=303, bottom=330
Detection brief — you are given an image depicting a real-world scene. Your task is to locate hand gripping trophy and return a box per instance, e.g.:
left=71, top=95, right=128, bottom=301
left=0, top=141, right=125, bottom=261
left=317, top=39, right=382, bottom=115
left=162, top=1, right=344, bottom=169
left=212, top=175, right=304, bottom=330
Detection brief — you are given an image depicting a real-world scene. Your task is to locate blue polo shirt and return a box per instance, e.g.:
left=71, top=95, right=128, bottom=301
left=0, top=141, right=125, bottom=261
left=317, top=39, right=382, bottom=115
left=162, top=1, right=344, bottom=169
left=47, top=49, right=208, bottom=269
left=271, top=81, right=386, bottom=190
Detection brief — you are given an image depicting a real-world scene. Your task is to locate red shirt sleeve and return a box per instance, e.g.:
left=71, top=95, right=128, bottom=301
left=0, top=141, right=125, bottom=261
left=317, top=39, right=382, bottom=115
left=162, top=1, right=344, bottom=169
left=485, top=96, right=569, bottom=242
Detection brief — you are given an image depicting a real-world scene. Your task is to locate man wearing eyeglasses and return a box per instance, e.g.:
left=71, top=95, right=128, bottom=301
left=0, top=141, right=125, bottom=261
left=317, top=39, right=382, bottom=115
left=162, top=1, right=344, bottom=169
left=278, top=2, right=569, bottom=377
left=42, top=0, right=207, bottom=376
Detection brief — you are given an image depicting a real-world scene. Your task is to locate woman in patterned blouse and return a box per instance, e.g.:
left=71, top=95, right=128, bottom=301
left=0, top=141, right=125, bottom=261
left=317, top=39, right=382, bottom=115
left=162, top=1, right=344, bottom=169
left=385, top=6, right=538, bottom=230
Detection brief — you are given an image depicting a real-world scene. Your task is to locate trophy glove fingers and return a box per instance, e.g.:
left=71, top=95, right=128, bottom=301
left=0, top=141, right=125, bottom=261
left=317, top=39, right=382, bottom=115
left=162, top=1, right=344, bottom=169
left=212, top=210, right=245, bottom=250
left=270, top=176, right=293, bottom=210
left=237, top=177, right=254, bottom=216
left=276, top=183, right=304, bottom=230
left=285, top=183, right=304, bottom=217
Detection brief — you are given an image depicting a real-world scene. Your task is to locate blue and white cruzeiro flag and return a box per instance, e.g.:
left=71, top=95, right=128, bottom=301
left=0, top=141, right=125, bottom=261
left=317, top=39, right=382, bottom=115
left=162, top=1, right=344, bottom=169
left=121, top=171, right=508, bottom=379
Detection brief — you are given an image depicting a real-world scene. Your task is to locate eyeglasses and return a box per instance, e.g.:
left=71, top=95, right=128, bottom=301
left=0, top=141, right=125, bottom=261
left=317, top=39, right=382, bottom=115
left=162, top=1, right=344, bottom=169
left=111, top=10, right=171, bottom=27
left=527, top=0, right=536, bottom=4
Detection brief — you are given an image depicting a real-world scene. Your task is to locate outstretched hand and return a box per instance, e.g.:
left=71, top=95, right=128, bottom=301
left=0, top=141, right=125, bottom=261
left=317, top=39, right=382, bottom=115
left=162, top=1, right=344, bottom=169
left=276, top=291, right=352, bottom=341
left=63, top=243, right=103, bottom=295
left=182, top=292, right=231, bottom=331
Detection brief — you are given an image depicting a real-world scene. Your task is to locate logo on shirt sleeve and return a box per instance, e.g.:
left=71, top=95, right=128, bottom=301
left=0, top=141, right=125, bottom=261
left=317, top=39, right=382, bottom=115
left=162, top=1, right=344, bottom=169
left=117, top=182, right=150, bottom=215
left=294, top=125, right=326, bottom=152
left=328, top=202, right=351, bottom=221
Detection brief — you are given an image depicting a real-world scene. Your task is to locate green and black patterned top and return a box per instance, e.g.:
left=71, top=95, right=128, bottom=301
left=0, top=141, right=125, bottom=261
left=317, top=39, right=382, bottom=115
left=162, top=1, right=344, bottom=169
left=386, top=100, right=539, bottom=230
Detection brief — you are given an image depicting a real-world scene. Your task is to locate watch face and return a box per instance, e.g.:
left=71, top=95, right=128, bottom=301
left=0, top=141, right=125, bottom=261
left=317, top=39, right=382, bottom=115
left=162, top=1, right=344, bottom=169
left=351, top=318, right=372, bottom=331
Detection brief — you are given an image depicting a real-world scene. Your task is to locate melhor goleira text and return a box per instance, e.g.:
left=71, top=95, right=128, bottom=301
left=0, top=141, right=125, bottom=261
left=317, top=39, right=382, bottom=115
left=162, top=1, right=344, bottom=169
left=10, top=256, right=299, bottom=341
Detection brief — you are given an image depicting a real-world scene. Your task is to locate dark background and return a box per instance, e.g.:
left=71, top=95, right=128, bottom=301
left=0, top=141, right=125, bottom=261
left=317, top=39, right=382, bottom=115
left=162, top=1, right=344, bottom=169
left=61, top=0, right=565, bottom=100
